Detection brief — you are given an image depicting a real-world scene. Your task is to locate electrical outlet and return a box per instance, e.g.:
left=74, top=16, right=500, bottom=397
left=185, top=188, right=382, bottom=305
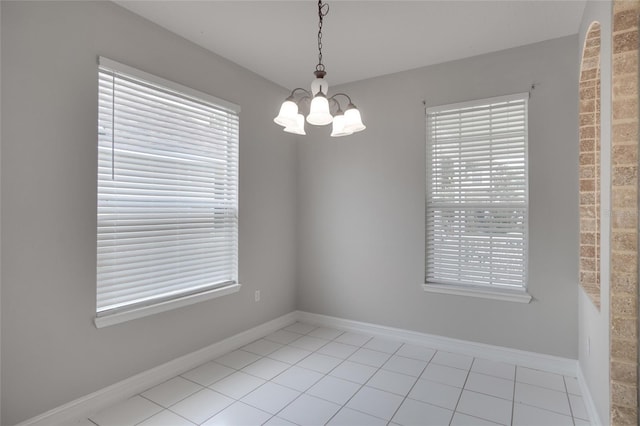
left=255, top=290, right=260, bottom=302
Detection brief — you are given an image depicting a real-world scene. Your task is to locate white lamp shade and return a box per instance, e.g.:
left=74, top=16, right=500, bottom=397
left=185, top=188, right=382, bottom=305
left=344, top=107, right=366, bottom=133
left=274, top=100, right=298, bottom=127
left=284, top=113, right=306, bottom=135
left=307, top=95, right=333, bottom=126
left=330, top=114, right=352, bottom=137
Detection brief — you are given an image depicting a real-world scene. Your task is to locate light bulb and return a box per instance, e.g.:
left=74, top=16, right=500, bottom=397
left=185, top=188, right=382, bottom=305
left=284, top=113, right=306, bottom=135
left=273, top=99, right=298, bottom=128
left=330, top=113, right=352, bottom=137
left=307, top=94, right=333, bottom=126
left=343, top=105, right=366, bottom=133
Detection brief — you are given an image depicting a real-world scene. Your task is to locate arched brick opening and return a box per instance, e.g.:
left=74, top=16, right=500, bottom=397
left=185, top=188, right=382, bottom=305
left=579, top=21, right=602, bottom=309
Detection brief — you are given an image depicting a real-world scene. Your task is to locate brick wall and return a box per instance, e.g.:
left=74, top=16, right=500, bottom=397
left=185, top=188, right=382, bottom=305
left=610, top=1, right=639, bottom=424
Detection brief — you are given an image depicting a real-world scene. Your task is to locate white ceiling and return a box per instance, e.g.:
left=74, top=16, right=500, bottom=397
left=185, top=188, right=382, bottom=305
left=115, top=0, right=587, bottom=90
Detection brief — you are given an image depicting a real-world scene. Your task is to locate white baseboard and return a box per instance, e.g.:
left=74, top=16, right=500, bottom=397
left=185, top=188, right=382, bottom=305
left=17, top=312, right=297, bottom=426
left=295, top=311, right=578, bottom=376
left=577, top=364, right=604, bottom=426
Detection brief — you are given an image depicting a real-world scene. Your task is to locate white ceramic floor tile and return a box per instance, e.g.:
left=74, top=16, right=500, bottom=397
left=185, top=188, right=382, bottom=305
left=367, top=369, right=418, bottom=396
left=516, top=366, right=566, bottom=391
left=289, top=335, right=330, bottom=351
left=421, top=363, right=469, bottom=388
left=90, top=396, right=162, bottom=426
left=141, top=377, right=202, bottom=408
left=284, top=322, right=317, bottom=334
left=268, top=345, right=312, bottom=364
left=181, top=361, right=235, bottom=387
left=464, top=372, right=514, bottom=400
left=263, top=417, right=298, bottom=426
left=408, top=378, right=462, bottom=410
left=241, top=382, right=300, bottom=414
left=512, top=402, right=574, bottom=426
left=242, top=338, right=284, bottom=356
left=209, top=371, right=266, bottom=399
left=307, top=376, right=361, bottom=405
left=296, top=353, right=343, bottom=373
left=450, top=412, right=502, bottom=426
left=574, top=418, right=592, bottom=426
left=169, top=389, right=233, bottom=425
left=278, top=394, right=341, bottom=426
left=569, top=394, right=589, bottom=420
left=395, top=344, right=436, bottom=362
left=391, top=398, right=453, bottom=426
left=348, top=348, right=391, bottom=367
left=363, top=337, right=403, bottom=354
left=264, top=330, right=303, bottom=345
left=334, top=332, right=372, bottom=347
left=432, top=351, right=474, bottom=371
left=471, top=358, right=516, bottom=381
left=346, top=386, right=404, bottom=420
left=327, top=407, right=387, bottom=426
left=215, top=350, right=261, bottom=370
left=308, top=327, right=344, bottom=340
left=329, top=360, right=378, bottom=384
left=201, top=401, right=272, bottom=426
left=383, top=355, right=428, bottom=377
left=564, top=376, right=582, bottom=395
left=456, top=390, right=513, bottom=425
left=316, top=342, right=359, bottom=359
left=272, top=365, right=324, bottom=391
left=242, top=357, right=290, bottom=380
left=136, top=410, right=195, bottom=426
left=514, top=382, right=571, bottom=416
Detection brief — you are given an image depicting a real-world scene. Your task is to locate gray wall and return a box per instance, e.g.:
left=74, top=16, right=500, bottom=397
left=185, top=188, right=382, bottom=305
left=297, top=36, right=580, bottom=358
left=1, top=2, right=297, bottom=424
left=578, top=1, right=611, bottom=422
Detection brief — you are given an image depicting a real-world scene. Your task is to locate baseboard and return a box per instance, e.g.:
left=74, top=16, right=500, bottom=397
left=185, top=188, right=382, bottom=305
left=577, top=364, right=604, bottom=426
left=295, top=311, right=578, bottom=376
left=17, top=312, right=297, bottom=426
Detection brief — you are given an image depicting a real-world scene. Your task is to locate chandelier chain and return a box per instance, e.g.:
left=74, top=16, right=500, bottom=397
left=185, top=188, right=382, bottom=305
left=316, top=0, right=329, bottom=72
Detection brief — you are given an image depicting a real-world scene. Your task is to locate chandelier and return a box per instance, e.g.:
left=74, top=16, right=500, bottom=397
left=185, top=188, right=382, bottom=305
left=274, top=0, right=366, bottom=137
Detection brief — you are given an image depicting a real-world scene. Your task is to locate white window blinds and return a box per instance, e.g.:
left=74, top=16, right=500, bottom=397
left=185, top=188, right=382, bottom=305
left=425, top=93, right=528, bottom=289
left=97, top=57, right=240, bottom=316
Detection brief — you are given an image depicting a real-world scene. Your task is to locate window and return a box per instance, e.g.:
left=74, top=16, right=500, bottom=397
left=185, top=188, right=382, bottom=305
left=96, top=57, right=240, bottom=327
left=424, top=93, right=530, bottom=302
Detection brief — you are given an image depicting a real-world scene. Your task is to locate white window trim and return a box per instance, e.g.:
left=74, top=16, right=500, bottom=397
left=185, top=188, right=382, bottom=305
left=422, top=283, right=532, bottom=303
left=96, top=57, right=240, bottom=327
left=424, top=92, right=530, bottom=301
left=95, top=283, right=242, bottom=328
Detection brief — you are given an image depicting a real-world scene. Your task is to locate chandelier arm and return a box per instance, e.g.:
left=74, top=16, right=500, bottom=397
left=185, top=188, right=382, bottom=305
left=328, top=92, right=353, bottom=106
left=290, top=87, right=311, bottom=98
left=328, top=96, right=343, bottom=115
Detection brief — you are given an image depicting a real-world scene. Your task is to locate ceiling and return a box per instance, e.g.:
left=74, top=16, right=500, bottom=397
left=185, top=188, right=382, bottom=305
left=115, top=0, right=587, bottom=90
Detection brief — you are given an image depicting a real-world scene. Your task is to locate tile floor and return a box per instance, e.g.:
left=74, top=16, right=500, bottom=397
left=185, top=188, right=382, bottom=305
left=73, top=322, right=590, bottom=426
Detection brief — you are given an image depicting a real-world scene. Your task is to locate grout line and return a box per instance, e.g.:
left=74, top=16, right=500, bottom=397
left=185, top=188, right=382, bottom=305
left=510, top=365, right=517, bottom=426
left=449, top=355, right=474, bottom=425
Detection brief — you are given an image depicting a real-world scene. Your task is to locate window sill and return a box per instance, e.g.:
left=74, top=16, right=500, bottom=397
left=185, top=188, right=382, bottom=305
left=422, top=283, right=532, bottom=303
left=95, top=283, right=242, bottom=328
